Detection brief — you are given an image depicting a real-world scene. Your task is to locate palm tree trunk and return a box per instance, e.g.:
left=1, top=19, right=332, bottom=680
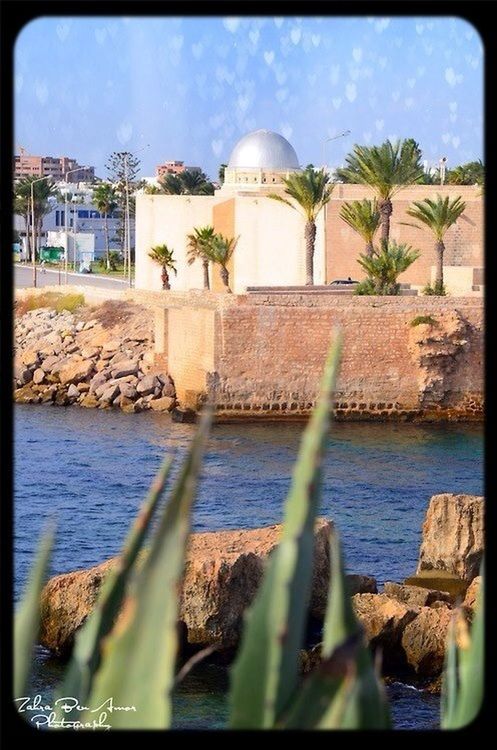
left=104, top=212, right=110, bottom=270
left=220, top=265, right=231, bottom=292
left=304, top=220, right=316, bottom=285
left=365, top=240, right=374, bottom=257
left=162, top=266, right=170, bottom=290
left=202, top=258, right=210, bottom=290
left=435, top=239, right=445, bottom=289
left=379, top=199, right=392, bottom=243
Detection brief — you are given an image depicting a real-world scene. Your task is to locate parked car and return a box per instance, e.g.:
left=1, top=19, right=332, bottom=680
left=328, top=277, right=358, bottom=286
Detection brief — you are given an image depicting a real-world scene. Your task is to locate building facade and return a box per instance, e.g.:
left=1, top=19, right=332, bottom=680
left=156, top=160, right=201, bottom=180
left=14, top=153, right=95, bottom=182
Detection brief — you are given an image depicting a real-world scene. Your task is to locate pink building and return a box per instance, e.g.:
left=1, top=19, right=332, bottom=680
left=14, top=153, right=95, bottom=182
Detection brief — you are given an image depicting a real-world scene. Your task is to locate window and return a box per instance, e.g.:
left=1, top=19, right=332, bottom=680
left=78, top=210, right=89, bottom=219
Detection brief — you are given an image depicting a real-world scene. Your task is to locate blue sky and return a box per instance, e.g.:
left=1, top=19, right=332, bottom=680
left=15, top=15, right=483, bottom=180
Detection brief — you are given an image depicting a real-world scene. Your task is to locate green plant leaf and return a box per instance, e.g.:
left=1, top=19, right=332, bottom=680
left=229, top=332, right=342, bottom=729
left=14, top=526, right=55, bottom=699
left=82, top=408, right=212, bottom=729
left=54, top=455, right=174, bottom=718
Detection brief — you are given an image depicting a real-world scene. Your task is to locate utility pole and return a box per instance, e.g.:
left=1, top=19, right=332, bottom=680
left=30, top=174, right=54, bottom=288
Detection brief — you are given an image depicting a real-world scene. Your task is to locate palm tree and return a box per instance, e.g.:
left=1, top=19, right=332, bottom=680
left=160, top=169, right=215, bottom=196
left=186, top=225, right=215, bottom=289
left=356, top=240, right=420, bottom=295
left=203, top=233, right=238, bottom=292
left=335, top=140, right=425, bottom=242
left=14, top=177, right=58, bottom=260
left=402, top=194, right=466, bottom=293
left=269, top=167, right=334, bottom=285
left=92, top=183, right=118, bottom=269
left=339, top=199, right=380, bottom=257
left=446, top=160, right=484, bottom=186
left=148, top=244, right=177, bottom=290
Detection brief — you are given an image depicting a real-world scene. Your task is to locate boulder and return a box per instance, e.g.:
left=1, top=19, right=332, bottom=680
left=80, top=394, right=100, bottom=409
left=41, top=355, right=67, bottom=374
left=352, top=593, right=419, bottom=670
left=401, top=605, right=453, bottom=676
left=102, top=338, right=121, bottom=352
left=32, top=368, right=45, bottom=385
left=347, top=574, right=377, bottom=595
left=417, top=494, right=484, bottom=581
left=14, top=360, right=32, bottom=384
left=89, top=372, right=109, bottom=394
left=383, top=582, right=452, bottom=608
left=39, top=519, right=334, bottom=656
left=119, top=382, right=137, bottom=400
left=14, top=384, right=39, bottom=404
left=59, top=359, right=95, bottom=386
left=67, top=384, right=80, bottom=400
left=136, top=374, right=159, bottom=396
left=162, top=381, right=176, bottom=399
left=99, top=384, right=120, bottom=403
left=149, top=396, right=175, bottom=412
left=463, top=576, right=482, bottom=614
left=111, top=360, right=139, bottom=379
left=80, top=346, right=100, bottom=360
left=21, top=349, right=40, bottom=367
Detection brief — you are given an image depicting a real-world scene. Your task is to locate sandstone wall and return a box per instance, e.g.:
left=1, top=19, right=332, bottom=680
left=161, top=293, right=483, bottom=421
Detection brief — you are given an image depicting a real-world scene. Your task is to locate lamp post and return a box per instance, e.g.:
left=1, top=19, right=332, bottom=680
left=64, top=166, right=89, bottom=284
left=30, top=174, right=54, bottom=288
left=322, top=129, right=351, bottom=172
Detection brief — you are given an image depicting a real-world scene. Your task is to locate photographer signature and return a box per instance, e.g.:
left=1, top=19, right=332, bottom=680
left=15, top=695, right=136, bottom=730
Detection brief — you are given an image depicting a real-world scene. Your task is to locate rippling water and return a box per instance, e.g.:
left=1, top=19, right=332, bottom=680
left=14, top=405, right=483, bottom=730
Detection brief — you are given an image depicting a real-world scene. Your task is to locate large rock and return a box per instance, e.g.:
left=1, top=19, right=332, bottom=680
left=352, top=593, right=418, bottom=670
left=111, top=360, right=139, bottom=379
left=150, top=396, right=175, bottom=412
left=39, top=519, right=343, bottom=656
left=417, top=494, right=484, bottom=581
left=463, top=575, right=482, bottom=614
left=136, top=374, right=159, bottom=396
left=401, top=605, right=453, bottom=676
left=383, top=582, right=452, bottom=608
left=58, top=358, right=95, bottom=385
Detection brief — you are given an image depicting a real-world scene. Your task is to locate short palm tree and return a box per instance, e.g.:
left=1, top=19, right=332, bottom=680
left=186, top=226, right=215, bottom=289
left=269, top=167, right=334, bottom=285
left=92, top=183, right=118, bottom=269
left=339, top=199, right=380, bottom=257
left=336, top=140, right=425, bottom=242
left=203, top=233, right=238, bottom=292
left=148, top=244, right=177, bottom=290
left=356, top=240, right=420, bottom=295
left=403, top=195, right=466, bottom=293
left=160, top=169, right=215, bottom=196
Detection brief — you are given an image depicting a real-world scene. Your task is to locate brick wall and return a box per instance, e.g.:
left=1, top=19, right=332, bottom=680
left=156, top=293, right=483, bottom=422
left=325, top=185, right=483, bottom=286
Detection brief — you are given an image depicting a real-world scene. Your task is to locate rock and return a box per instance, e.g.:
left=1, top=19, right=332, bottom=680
left=347, top=574, right=377, bottom=595
left=102, top=339, right=121, bottom=352
left=417, top=494, right=484, bottom=581
left=142, top=351, right=155, bottom=365
left=41, top=355, right=67, bottom=374
left=136, top=374, right=159, bottom=396
left=14, top=384, right=39, bottom=404
left=383, top=582, right=452, bottom=608
left=21, top=349, right=40, bottom=367
left=78, top=382, right=90, bottom=393
left=64, top=343, right=80, bottom=355
left=162, top=381, right=176, bottom=399
left=133, top=397, right=145, bottom=412
left=172, top=408, right=196, bottom=423
left=67, top=384, right=80, bottom=400
left=111, top=360, right=139, bottom=379
left=40, top=387, right=56, bottom=404
left=99, top=384, right=120, bottom=403
left=404, top=571, right=468, bottom=601
left=149, top=396, right=175, bottom=412
left=463, top=576, right=482, bottom=613
left=80, top=346, right=100, bottom=359
left=14, top=360, right=32, bottom=384
left=352, top=593, right=419, bottom=670
left=80, top=394, right=100, bottom=409
left=39, top=519, right=333, bottom=655
left=401, top=606, right=453, bottom=676
left=89, top=372, right=109, bottom=393
left=54, top=389, right=69, bottom=406
left=83, top=320, right=97, bottom=330
left=119, top=382, right=137, bottom=399
left=109, top=351, right=128, bottom=367
left=76, top=321, right=85, bottom=332
left=59, top=359, right=95, bottom=386
left=32, top=368, right=45, bottom=385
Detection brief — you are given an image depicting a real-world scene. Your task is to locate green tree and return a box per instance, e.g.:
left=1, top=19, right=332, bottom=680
left=446, top=160, right=484, bottom=186
left=403, top=194, right=466, bottom=293
left=160, top=169, right=215, bottom=196
left=92, top=183, right=118, bottom=270
left=355, top=240, right=420, bottom=295
left=14, top=177, right=58, bottom=260
left=106, top=151, right=141, bottom=255
left=203, top=233, right=238, bottom=292
left=335, top=139, right=425, bottom=242
left=269, top=167, right=334, bottom=285
left=186, top=225, right=215, bottom=289
left=339, top=198, right=380, bottom=257
left=148, top=244, right=177, bottom=290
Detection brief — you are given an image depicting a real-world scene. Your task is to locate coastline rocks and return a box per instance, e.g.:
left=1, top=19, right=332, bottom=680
left=13, top=303, right=177, bottom=414
left=39, top=519, right=374, bottom=656
left=417, top=494, right=484, bottom=581
left=352, top=593, right=418, bottom=670
left=401, top=605, right=453, bottom=676
left=383, top=582, right=453, bottom=608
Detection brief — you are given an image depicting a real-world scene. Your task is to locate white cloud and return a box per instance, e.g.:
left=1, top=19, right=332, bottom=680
left=445, top=67, right=463, bottom=86
left=223, top=17, right=241, bottom=33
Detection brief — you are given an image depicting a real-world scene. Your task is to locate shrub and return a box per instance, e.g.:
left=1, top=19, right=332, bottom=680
left=410, top=315, right=437, bottom=327
left=356, top=240, right=420, bottom=296
left=423, top=281, right=447, bottom=296
left=15, top=292, right=84, bottom=316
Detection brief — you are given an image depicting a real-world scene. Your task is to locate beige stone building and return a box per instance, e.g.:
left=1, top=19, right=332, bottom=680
left=135, top=130, right=483, bottom=296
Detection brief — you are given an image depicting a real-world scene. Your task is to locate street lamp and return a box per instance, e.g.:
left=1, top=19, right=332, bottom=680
left=322, top=130, right=351, bottom=172
left=63, top=166, right=89, bottom=284
left=30, top=174, right=54, bottom=288
left=121, top=144, right=149, bottom=288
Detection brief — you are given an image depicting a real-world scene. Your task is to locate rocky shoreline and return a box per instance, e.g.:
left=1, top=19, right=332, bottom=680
left=39, top=493, right=483, bottom=693
left=14, top=301, right=177, bottom=413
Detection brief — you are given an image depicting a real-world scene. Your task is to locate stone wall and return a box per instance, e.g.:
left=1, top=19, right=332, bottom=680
left=160, top=292, right=483, bottom=421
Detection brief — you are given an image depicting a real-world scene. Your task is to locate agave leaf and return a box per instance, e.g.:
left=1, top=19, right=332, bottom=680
left=54, top=455, right=174, bottom=718
left=83, top=409, right=212, bottom=729
left=229, top=332, right=342, bottom=729
left=282, top=530, right=390, bottom=729
left=442, top=564, right=484, bottom=729
left=14, top=526, right=55, bottom=699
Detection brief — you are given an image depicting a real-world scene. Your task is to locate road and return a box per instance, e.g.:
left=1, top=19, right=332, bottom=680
left=14, top=264, right=131, bottom=290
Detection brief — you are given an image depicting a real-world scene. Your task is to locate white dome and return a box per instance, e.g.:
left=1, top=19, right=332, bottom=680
left=227, top=129, right=300, bottom=170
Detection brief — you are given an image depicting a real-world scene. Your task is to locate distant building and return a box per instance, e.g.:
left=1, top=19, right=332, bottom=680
left=14, top=153, right=95, bottom=183
left=156, top=160, right=201, bottom=180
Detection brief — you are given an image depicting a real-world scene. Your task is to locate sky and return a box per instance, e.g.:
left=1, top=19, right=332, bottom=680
left=14, top=15, right=484, bottom=181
